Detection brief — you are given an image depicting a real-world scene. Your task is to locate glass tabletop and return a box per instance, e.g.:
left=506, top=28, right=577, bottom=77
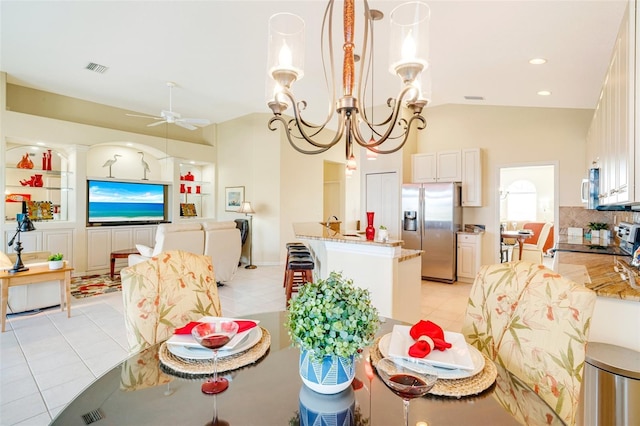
left=51, top=311, right=564, bottom=426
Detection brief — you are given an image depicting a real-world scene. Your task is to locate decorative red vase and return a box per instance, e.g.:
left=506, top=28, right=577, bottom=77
left=365, top=211, right=375, bottom=241
left=32, top=174, right=44, bottom=187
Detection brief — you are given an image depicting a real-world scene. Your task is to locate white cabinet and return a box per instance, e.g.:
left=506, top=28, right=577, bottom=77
left=412, top=151, right=462, bottom=183
left=457, top=232, right=482, bottom=283
left=5, top=228, right=73, bottom=265
left=86, top=225, right=156, bottom=273
left=461, top=148, right=482, bottom=207
left=586, top=1, right=635, bottom=205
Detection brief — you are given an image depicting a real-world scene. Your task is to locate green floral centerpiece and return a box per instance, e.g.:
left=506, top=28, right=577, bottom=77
left=286, top=271, right=380, bottom=393
left=286, top=271, right=380, bottom=359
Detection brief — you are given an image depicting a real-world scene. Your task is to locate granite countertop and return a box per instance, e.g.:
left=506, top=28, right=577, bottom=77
left=293, top=222, right=404, bottom=247
left=554, top=245, right=640, bottom=302
left=554, top=235, right=628, bottom=256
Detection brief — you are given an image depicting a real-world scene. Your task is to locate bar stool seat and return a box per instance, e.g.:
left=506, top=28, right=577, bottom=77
left=284, top=253, right=314, bottom=303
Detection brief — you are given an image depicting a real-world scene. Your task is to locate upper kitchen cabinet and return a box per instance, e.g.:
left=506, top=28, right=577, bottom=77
left=412, top=149, right=482, bottom=206
left=586, top=0, right=635, bottom=205
left=461, top=148, right=483, bottom=207
left=412, top=150, right=462, bottom=183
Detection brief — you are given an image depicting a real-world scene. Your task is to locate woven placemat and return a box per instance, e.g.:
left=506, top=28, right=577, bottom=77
left=369, top=336, right=497, bottom=398
left=159, top=327, right=271, bottom=379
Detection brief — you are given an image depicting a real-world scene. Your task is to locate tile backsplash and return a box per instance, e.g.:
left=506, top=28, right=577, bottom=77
left=558, top=206, right=636, bottom=235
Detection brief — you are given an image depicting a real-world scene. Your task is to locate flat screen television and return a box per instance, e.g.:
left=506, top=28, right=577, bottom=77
left=87, top=179, right=169, bottom=226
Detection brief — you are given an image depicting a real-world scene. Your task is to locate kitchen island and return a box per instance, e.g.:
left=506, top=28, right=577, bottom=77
left=293, top=223, right=423, bottom=323
left=553, top=236, right=640, bottom=352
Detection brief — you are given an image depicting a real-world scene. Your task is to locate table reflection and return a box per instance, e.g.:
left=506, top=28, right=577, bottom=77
left=52, top=312, right=562, bottom=426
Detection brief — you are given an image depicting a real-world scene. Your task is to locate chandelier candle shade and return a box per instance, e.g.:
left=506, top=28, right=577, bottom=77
left=266, top=0, right=431, bottom=167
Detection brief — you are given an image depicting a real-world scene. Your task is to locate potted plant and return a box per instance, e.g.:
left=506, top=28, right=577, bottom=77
left=377, top=225, right=389, bottom=242
left=286, top=271, right=379, bottom=394
left=48, top=253, right=64, bottom=270
left=587, top=222, right=609, bottom=240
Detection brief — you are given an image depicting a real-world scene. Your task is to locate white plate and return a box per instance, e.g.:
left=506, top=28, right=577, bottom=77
left=166, top=317, right=260, bottom=350
left=378, top=333, right=484, bottom=379
left=385, top=325, right=479, bottom=372
left=167, top=326, right=263, bottom=360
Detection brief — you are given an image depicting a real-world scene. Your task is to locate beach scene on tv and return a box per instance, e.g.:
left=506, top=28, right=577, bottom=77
left=88, top=180, right=166, bottom=223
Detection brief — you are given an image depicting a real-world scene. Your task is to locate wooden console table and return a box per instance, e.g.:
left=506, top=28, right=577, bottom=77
left=1, top=264, right=74, bottom=332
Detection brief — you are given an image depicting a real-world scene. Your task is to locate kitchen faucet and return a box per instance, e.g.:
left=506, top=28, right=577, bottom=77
left=326, top=216, right=338, bottom=227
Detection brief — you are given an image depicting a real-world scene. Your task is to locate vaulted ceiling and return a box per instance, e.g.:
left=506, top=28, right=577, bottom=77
left=1, top=1, right=628, bottom=128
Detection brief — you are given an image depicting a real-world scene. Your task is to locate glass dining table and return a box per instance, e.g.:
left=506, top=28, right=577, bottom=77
left=51, top=311, right=564, bottom=426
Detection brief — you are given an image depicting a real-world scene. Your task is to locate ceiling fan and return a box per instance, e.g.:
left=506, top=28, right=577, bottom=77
left=126, top=82, right=211, bottom=130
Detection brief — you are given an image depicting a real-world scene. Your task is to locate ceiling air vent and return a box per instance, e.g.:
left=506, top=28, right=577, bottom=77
left=464, top=96, right=484, bottom=101
left=85, top=62, right=109, bottom=74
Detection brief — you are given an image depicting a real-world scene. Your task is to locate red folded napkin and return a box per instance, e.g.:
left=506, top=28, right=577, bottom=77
left=407, top=320, right=452, bottom=358
left=174, top=320, right=257, bottom=335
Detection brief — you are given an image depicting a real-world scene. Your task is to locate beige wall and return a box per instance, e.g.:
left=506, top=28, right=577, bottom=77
left=420, top=104, right=593, bottom=265
left=2, top=78, right=598, bottom=271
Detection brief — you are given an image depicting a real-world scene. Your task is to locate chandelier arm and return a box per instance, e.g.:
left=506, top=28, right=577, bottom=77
left=359, top=115, right=427, bottom=154
left=356, top=85, right=417, bottom=147
left=269, top=115, right=341, bottom=155
left=287, top=93, right=347, bottom=149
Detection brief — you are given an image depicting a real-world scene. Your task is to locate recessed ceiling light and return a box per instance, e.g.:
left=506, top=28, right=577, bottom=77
left=537, top=90, right=552, bottom=96
left=529, top=58, right=547, bottom=65
left=464, top=95, right=485, bottom=101
left=36, top=142, right=46, bottom=146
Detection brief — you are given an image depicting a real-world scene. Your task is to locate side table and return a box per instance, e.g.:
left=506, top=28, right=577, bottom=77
left=1, top=264, right=74, bottom=332
left=110, top=248, right=140, bottom=279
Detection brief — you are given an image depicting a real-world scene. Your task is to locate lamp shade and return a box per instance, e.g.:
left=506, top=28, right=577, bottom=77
left=238, top=201, right=255, bottom=215
left=18, top=214, right=36, bottom=232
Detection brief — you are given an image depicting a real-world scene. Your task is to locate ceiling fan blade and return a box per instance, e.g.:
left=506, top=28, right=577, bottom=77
left=181, top=118, right=211, bottom=126
left=147, top=120, right=168, bottom=128
left=126, top=113, right=163, bottom=120
left=175, top=121, right=197, bottom=131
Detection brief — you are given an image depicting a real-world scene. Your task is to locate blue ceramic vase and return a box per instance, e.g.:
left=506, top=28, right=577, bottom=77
left=299, top=349, right=356, bottom=394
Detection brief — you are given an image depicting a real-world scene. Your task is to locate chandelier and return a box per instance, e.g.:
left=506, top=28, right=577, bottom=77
left=266, top=0, right=431, bottom=169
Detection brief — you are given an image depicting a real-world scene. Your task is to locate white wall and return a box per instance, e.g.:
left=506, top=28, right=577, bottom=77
left=419, top=104, right=592, bottom=265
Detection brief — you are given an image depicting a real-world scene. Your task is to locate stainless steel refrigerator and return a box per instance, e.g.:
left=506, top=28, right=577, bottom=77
left=401, top=182, right=462, bottom=283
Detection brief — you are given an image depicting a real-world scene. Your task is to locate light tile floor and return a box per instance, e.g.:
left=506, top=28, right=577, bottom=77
left=0, top=265, right=472, bottom=425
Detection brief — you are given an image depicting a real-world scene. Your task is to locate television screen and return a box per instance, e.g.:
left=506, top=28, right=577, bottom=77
left=87, top=180, right=168, bottom=226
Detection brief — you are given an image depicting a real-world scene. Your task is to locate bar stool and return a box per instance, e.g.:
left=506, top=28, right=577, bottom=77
left=284, top=255, right=314, bottom=303
left=283, top=243, right=310, bottom=287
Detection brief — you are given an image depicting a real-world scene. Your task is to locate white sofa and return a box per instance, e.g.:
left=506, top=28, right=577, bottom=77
left=128, top=221, right=242, bottom=284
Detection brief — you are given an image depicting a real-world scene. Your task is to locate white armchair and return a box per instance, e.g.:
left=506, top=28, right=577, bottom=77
left=512, top=222, right=552, bottom=264
left=128, top=223, right=205, bottom=266
left=202, top=221, right=241, bottom=284
left=128, top=221, right=242, bottom=284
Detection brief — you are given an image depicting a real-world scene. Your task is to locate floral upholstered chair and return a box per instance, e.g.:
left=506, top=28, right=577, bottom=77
left=461, top=261, right=596, bottom=425
left=120, top=250, right=222, bottom=354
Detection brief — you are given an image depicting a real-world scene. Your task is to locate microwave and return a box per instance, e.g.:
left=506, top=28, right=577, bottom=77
left=581, top=168, right=599, bottom=210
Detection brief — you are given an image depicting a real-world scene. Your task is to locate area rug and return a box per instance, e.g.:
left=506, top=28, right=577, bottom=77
left=71, top=274, right=122, bottom=299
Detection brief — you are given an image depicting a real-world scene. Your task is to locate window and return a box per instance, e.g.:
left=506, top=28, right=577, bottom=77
left=506, top=180, right=536, bottom=221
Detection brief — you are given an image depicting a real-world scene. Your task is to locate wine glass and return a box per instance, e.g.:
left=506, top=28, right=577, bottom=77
left=192, top=320, right=239, bottom=394
left=376, top=357, right=438, bottom=426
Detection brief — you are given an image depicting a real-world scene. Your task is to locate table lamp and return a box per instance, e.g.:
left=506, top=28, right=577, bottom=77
left=8, top=208, right=36, bottom=274
left=237, top=201, right=256, bottom=269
